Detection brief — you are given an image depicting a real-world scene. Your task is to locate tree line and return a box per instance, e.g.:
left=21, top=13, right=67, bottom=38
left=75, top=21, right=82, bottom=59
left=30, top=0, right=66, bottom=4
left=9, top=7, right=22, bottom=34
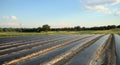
left=0, top=24, right=120, bottom=32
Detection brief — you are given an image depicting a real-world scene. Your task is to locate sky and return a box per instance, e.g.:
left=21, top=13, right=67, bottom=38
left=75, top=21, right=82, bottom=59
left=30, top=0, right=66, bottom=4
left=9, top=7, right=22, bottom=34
left=0, top=0, right=120, bottom=28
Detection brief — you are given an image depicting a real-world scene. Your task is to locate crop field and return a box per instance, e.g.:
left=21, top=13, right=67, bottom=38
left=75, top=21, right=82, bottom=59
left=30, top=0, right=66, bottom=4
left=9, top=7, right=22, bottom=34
left=0, top=34, right=119, bottom=65
left=0, top=30, right=120, bottom=38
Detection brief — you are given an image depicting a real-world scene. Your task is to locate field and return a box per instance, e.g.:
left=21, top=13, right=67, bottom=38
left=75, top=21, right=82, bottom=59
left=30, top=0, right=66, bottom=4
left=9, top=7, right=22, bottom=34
left=0, top=30, right=120, bottom=38
left=0, top=34, right=120, bottom=65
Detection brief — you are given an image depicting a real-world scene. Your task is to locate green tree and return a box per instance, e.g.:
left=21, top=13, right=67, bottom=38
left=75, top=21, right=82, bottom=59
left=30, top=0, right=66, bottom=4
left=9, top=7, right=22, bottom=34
left=42, top=24, right=50, bottom=32
left=37, top=27, right=42, bottom=32
left=117, top=25, right=120, bottom=28
left=74, top=26, right=81, bottom=31
left=0, top=28, right=3, bottom=32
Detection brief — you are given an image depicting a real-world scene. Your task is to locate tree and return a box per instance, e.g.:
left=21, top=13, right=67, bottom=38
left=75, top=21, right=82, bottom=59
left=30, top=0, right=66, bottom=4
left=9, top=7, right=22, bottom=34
left=74, top=26, right=81, bottom=31
left=37, top=27, right=42, bottom=32
left=42, top=24, right=50, bottom=32
left=107, top=25, right=116, bottom=30
left=117, top=25, right=120, bottom=28
left=0, top=28, right=3, bottom=32
left=81, top=27, right=86, bottom=30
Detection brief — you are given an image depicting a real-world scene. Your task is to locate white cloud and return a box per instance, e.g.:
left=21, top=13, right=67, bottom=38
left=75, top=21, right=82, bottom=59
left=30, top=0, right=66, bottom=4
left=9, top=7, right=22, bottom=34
left=2, top=16, right=17, bottom=20
left=11, top=16, right=17, bottom=20
left=0, top=22, right=21, bottom=28
left=49, top=22, right=78, bottom=28
left=1, top=16, right=19, bottom=28
left=81, top=0, right=120, bottom=6
left=2, top=16, right=9, bottom=20
left=111, top=0, right=120, bottom=5
left=84, top=5, right=112, bottom=14
left=116, top=11, right=120, bottom=16
left=81, top=0, right=120, bottom=16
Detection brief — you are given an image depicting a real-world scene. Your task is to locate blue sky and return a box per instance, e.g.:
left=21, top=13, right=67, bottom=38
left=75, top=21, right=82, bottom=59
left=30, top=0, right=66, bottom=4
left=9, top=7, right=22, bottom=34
left=0, top=0, right=120, bottom=28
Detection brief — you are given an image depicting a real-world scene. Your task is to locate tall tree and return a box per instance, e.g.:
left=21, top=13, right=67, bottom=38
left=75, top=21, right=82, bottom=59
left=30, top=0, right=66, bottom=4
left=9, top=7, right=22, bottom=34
left=74, top=26, right=81, bottom=31
left=117, top=25, right=120, bottom=28
left=42, top=24, right=50, bottom=31
left=37, top=27, right=42, bottom=32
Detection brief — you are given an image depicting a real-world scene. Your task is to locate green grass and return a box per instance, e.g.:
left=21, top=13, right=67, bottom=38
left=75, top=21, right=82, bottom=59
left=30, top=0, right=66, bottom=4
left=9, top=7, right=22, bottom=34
left=0, top=31, right=79, bottom=38
left=78, top=30, right=120, bottom=34
left=0, top=30, right=120, bottom=38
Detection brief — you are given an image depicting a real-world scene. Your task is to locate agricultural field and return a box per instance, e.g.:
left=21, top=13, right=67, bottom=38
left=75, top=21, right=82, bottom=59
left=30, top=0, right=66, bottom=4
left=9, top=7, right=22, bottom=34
left=0, top=30, right=120, bottom=38
left=0, top=34, right=119, bottom=65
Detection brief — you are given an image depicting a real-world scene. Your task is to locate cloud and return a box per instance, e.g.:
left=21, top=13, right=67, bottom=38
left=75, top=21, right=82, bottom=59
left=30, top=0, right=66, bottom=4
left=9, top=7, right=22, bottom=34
left=116, top=11, right=120, bottom=16
left=81, top=0, right=120, bottom=16
left=0, top=22, right=21, bottom=28
left=81, top=0, right=120, bottom=6
left=2, top=16, right=9, bottom=20
left=1, top=16, right=19, bottom=28
left=11, top=16, right=17, bottom=20
left=50, top=22, right=75, bottom=28
left=111, top=0, right=120, bottom=5
left=84, top=5, right=112, bottom=14
left=2, top=16, right=17, bottom=20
